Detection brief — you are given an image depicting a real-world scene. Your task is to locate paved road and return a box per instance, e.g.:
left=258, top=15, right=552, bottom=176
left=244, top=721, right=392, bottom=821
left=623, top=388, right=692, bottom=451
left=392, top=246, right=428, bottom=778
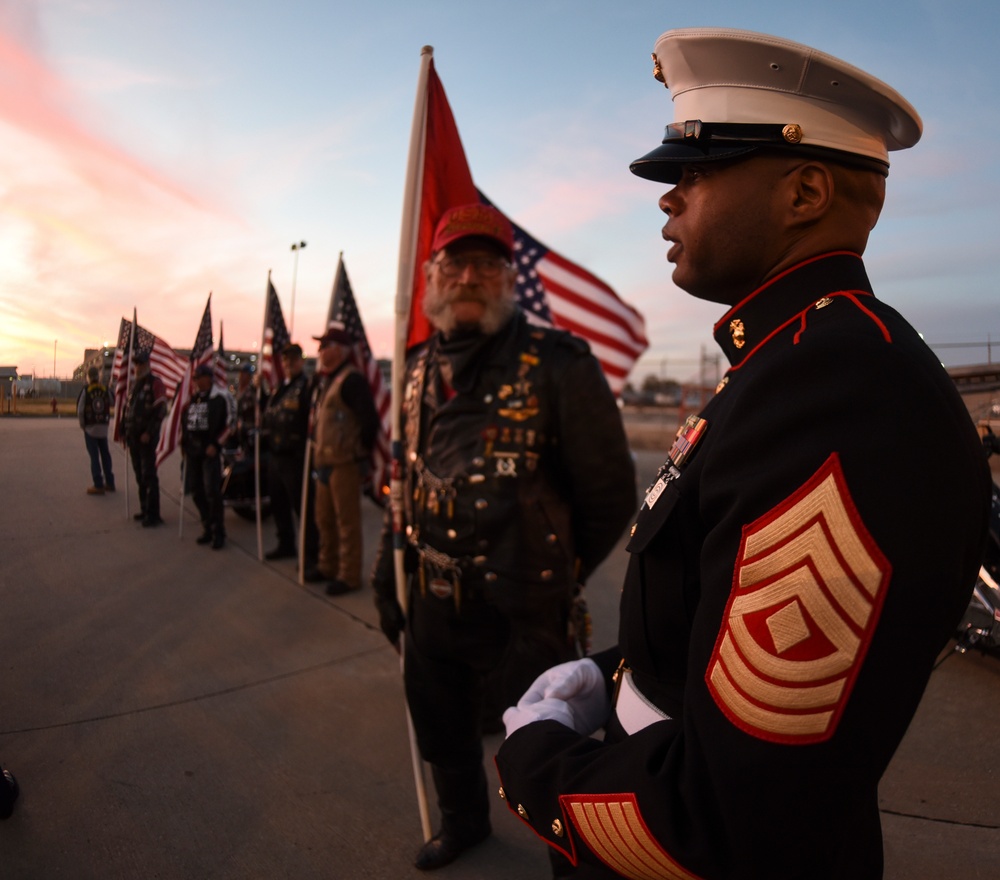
left=1, top=417, right=997, bottom=879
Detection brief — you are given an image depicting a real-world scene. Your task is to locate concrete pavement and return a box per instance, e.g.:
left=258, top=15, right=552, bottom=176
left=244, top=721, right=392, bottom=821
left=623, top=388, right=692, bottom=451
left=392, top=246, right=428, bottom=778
left=0, top=416, right=997, bottom=879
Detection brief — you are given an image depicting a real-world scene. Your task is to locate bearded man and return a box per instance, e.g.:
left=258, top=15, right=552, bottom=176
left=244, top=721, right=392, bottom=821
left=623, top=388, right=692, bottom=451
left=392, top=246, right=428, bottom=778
left=372, top=203, right=636, bottom=871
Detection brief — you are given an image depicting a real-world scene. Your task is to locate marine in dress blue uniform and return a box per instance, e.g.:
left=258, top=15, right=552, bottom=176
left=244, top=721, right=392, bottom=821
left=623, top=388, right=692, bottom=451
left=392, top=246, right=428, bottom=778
left=496, top=29, right=991, bottom=879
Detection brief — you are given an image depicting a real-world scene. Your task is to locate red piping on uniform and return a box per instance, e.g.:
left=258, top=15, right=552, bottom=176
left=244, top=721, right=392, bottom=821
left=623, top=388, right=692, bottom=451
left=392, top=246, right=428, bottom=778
left=713, top=251, right=861, bottom=336
left=840, top=292, right=892, bottom=342
left=731, top=289, right=881, bottom=373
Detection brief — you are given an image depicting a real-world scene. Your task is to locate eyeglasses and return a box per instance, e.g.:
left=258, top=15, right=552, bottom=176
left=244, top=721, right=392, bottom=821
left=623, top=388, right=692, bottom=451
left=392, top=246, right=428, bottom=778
left=433, top=255, right=512, bottom=278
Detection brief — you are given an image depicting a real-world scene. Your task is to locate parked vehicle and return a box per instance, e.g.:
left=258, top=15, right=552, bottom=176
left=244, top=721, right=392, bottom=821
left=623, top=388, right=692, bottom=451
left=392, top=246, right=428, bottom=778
left=221, top=437, right=270, bottom=521
left=952, top=481, right=1000, bottom=657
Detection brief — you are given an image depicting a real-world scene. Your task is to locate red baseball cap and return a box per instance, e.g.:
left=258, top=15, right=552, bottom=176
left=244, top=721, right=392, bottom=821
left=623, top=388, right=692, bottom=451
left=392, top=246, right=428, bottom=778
left=430, top=204, right=514, bottom=258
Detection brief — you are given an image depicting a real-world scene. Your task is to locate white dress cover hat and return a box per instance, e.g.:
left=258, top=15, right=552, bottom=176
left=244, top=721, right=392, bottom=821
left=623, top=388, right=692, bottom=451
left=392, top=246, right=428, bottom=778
left=630, top=28, right=922, bottom=183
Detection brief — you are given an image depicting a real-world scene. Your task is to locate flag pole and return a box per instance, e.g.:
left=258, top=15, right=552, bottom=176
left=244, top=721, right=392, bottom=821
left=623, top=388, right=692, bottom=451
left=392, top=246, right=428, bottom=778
left=178, top=456, right=186, bottom=538
left=298, top=439, right=311, bottom=585
left=255, top=272, right=270, bottom=562
left=124, top=309, right=138, bottom=520
left=392, top=43, right=434, bottom=844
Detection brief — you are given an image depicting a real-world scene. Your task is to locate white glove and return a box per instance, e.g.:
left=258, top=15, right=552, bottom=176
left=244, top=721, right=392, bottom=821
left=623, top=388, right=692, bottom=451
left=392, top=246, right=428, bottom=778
left=503, top=697, right=576, bottom=737
left=503, top=658, right=609, bottom=738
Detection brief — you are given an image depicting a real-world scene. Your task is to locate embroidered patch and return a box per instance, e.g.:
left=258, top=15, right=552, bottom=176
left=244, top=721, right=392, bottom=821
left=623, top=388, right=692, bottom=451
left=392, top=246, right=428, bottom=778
left=560, top=793, right=703, bottom=880
left=706, top=453, right=891, bottom=744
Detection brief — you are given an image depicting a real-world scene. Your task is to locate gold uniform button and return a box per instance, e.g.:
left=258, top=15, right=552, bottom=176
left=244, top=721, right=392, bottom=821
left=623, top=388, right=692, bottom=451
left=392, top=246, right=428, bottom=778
left=552, top=818, right=564, bottom=837
left=498, top=787, right=506, bottom=801
left=782, top=123, right=804, bottom=143
left=517, top=804, right=530, bottom=821
left=630, top=523, right=637, bottom=537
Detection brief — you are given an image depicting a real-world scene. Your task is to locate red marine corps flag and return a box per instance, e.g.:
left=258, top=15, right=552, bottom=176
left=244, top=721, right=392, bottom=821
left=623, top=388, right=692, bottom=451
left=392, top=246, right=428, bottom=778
left=399, top=51, right=648, bottom=394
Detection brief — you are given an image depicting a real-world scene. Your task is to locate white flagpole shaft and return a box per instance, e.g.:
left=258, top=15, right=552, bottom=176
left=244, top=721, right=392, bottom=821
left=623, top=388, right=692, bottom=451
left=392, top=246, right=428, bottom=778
left=256, top=273, right=270, bottom=562
left=392, top=44, right=432, bottom=615
left=178, top=457, right=186, bottom=538
left=254, top=428, right=264, bottom=561
left=402, top=636, right=432, bottom=841
left=392, top=45, right=434, bottom=845
left=124, top=311, right=138, bottom=520
left=298, top=438, right=312, bottom=585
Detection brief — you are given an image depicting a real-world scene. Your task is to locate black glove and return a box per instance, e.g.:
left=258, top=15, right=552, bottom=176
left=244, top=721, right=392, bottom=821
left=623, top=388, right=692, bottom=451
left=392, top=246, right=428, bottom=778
left=374, top=593, right=406, bottom=647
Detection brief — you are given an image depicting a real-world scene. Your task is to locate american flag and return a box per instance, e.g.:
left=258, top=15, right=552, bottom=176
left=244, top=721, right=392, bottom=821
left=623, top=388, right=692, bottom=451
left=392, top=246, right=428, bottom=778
left=404, top=57, right=647, bottom=394
left=260, top=278, right=290, bottom=393
left=111, top=314, right=188, bottom=445
left=325, top=254, right=391, bottom=504
left=481, top=192, right=647, bottom=396
left=155, top=295, right=215, bottom=466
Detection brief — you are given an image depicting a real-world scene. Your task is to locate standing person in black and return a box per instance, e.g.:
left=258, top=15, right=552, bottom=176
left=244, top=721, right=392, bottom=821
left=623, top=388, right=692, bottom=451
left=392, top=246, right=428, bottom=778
left=124, top=351, right=168, bottom=527
left=496, top=28, right=992, bottom=880
left=182, top=364, right=230, bottom=549
left=371, top=203, right=636, bottom=871
left=77, top=366, right=115, bottom=495
left=261, top=343, right=318, bottom=563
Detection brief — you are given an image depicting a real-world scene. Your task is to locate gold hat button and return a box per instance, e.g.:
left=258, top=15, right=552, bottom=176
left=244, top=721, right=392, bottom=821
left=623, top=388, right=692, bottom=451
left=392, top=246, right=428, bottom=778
left=815, top=296, right=834, bottom=309
left=782, top=123, right=803, bottom=143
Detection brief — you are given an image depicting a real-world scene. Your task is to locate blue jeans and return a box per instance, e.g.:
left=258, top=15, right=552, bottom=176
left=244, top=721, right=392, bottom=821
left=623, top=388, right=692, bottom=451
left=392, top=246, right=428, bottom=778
left=85, top=433, right=115, bottom=489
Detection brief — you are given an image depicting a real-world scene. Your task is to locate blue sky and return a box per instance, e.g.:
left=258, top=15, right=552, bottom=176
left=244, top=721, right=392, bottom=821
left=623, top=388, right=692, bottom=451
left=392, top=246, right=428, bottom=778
left=1, top=0, right=998, bottom=384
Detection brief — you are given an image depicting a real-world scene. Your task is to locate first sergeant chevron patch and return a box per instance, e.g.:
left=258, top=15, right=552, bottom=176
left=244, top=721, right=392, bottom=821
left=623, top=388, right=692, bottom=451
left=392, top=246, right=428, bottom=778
left=706, top=453, right=891, bottom=744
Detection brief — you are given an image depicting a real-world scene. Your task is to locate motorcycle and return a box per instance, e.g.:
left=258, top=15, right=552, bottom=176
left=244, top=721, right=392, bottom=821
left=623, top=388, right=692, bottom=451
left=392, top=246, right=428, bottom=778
left=221, top=434, right=271, bottom=521
left=952, top=480, right=1000, bottom=657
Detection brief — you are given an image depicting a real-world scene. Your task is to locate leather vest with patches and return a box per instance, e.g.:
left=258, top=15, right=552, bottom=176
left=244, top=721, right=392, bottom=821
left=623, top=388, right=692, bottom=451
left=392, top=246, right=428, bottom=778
left=313, top=365, right=365, bottom=466
left=402, top=323, right=578, bottom=608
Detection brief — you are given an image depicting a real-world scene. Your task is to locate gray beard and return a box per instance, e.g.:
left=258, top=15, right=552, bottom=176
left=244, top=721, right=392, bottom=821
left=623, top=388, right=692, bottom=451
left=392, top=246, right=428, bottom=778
left=423, top=286, right=517, bottom=336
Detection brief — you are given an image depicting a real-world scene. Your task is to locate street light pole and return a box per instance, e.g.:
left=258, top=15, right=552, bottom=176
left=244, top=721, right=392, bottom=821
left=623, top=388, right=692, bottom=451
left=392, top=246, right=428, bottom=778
left=289, top=240, right=307, bottom=337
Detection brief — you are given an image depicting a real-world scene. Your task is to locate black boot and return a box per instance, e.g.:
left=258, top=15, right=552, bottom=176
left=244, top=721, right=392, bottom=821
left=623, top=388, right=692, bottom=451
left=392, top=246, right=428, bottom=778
left=196, top=526, right=213, bottom=545
left=414, top=764, right=491, bottom=870
left=0, top=768, right=19, bottom=820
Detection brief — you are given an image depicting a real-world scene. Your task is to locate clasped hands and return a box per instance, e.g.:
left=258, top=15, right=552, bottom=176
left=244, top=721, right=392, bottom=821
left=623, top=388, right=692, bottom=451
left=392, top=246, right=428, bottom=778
left=502, top=658, right=609, bottom=738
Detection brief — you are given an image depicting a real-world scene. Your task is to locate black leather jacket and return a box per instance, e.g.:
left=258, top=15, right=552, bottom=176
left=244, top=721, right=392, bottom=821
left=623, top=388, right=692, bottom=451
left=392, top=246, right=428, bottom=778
left=261, top=371, right=311, bottom=455
left=372, top=312, right=636, bottom=636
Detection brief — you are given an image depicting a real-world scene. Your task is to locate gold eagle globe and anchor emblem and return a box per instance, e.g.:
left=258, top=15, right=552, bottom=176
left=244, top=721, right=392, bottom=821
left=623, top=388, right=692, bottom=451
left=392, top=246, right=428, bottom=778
left=729, top=319, right=746, bottom=349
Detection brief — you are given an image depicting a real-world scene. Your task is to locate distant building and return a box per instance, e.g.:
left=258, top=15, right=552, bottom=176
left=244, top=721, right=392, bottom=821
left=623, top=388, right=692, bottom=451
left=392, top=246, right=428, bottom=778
left=75, top=348, right=116, bottom=385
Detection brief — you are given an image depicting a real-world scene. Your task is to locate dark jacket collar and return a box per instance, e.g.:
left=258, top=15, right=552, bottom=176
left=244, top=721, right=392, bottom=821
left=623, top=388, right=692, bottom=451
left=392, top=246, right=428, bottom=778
left=713, top=252, right=874, bottom=367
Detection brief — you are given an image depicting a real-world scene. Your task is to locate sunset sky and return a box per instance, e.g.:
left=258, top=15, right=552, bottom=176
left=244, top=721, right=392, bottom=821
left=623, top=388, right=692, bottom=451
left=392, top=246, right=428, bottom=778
left=1, top=0, right=998, bottom=386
